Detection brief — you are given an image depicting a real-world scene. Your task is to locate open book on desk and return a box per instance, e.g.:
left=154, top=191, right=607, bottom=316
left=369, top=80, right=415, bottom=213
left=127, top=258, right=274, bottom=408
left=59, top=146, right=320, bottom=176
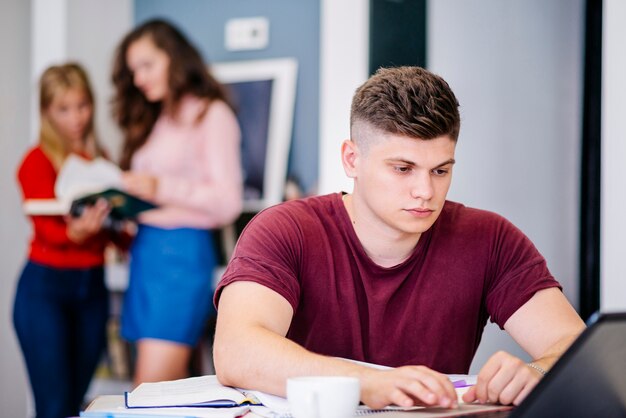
left=125, top=375, right=262, bottom=409
left=119, top=373, right=496, bottom=416
left=23, top=154, right=155, bottom=218
left=82, top=395, right=250, bottom=418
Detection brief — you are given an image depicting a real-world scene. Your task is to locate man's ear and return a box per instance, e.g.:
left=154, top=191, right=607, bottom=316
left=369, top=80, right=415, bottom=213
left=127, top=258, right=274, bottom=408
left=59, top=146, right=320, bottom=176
left=341, top=139, right=359, bottom=178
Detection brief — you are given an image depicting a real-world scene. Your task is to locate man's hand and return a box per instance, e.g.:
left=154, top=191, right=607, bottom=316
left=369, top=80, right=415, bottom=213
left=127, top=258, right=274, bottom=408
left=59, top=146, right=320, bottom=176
left=462, top=351, right=542, bottom=406
left=464, top=287, right=585, bottom=406
left=216, top=283, right=460, bottom=410
left=360, top=365, right=458, bottom=409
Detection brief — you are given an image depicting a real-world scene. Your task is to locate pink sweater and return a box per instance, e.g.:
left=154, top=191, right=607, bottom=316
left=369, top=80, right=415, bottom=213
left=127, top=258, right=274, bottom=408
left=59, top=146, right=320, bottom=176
left=132, top=96, right=243, bottom=229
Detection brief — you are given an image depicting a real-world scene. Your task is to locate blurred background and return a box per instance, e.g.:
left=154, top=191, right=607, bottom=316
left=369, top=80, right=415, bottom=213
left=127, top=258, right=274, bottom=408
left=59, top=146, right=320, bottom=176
left=1, top=1, right=625, bottom=416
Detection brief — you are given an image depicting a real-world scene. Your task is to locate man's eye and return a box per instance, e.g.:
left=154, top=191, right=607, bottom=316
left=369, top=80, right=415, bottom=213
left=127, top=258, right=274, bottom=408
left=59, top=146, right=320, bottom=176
left=432, top=169, right=449, bottom=176
left=394, top=166, right=411, bottom=173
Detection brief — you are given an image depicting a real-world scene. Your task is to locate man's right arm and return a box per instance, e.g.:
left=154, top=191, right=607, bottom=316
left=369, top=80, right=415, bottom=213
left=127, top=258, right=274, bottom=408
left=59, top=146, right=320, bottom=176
left=213, top=281, right=458, bottom=409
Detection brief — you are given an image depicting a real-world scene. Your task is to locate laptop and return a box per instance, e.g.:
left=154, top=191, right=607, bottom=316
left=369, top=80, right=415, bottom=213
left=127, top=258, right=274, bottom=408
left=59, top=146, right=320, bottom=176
left=461, top=311, right=626, bottom=418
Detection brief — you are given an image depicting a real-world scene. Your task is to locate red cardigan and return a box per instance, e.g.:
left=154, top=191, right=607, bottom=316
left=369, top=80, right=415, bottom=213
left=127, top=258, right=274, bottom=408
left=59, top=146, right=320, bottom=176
left=17, top=146, right=127, bottom=269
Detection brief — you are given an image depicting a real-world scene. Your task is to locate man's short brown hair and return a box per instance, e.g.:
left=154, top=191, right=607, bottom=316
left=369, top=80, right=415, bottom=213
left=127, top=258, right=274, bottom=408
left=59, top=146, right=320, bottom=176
left=350, top=66, right=460, bottom=143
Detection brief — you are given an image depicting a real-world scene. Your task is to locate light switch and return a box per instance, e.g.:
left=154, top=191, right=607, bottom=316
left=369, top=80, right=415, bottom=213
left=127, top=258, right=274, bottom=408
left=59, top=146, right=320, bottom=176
left=225, top=17, right=269, bottom=51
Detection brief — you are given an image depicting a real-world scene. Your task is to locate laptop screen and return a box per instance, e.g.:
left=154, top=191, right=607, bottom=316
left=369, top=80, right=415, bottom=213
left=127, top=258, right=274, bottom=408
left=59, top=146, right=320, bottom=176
left=510, top=312, right=626, bottom=417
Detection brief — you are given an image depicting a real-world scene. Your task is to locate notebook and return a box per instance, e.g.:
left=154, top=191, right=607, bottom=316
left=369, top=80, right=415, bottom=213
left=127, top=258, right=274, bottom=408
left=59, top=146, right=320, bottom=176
left=437, top=311, right=626, bottom=418
left=81, top=395, right=250, bottom=418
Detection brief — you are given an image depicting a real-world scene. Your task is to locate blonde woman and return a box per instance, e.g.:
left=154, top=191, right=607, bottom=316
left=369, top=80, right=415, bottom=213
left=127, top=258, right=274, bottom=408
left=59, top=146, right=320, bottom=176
left=13, top=63, right=126, bottom=418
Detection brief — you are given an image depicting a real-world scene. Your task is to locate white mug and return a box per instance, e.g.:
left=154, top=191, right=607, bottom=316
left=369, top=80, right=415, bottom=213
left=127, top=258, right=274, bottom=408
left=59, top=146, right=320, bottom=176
left=287, top=376, right=360, bottom=418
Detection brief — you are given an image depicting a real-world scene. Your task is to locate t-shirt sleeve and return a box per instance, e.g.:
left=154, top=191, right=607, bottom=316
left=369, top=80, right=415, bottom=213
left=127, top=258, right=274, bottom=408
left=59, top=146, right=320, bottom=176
left=214, top=205, right=303, bottom=311
left=485, top=216, right=562, bottom=329
left=17, top=149, right=73, bottom=246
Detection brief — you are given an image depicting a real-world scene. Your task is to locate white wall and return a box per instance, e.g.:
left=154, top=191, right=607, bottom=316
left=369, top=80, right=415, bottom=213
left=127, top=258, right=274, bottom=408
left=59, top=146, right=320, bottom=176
left=601, top=0, right=626, bottom=312
left=31, top=0, right=67, bottom=140
left=0, top=1, right=33, bottom=416
left=66, top=0, right=133, bottom=161
left=0, top=2, right=133, bottom=416
left=428, top=0, right=583, bottom=371
left=31, top=0, right=132, bottom=159
left=318, top=0, right=369, bottom=195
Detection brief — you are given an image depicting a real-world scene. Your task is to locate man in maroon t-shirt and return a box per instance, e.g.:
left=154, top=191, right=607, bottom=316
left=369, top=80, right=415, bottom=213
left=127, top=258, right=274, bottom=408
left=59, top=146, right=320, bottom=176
left=213, top=67, right=585, bottom=410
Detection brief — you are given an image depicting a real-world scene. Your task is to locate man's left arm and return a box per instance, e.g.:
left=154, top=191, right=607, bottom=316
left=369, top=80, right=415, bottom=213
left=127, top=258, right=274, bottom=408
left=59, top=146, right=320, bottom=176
left=463, top=287, right=586, bottom=405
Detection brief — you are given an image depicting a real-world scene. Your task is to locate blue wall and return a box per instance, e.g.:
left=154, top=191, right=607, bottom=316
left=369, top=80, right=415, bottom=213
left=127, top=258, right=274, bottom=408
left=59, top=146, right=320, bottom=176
left=135, top=0, right=320, bottom=194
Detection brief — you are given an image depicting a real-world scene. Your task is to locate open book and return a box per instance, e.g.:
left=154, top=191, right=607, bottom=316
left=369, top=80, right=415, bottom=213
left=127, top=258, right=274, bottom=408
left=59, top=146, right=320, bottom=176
left=23, top=154, right=155, bottom=218
left=124, top=375, right=262, bottom=409
left=122, top=371, right=479, bottom=411
left=82, top=395, right=250, bottom=418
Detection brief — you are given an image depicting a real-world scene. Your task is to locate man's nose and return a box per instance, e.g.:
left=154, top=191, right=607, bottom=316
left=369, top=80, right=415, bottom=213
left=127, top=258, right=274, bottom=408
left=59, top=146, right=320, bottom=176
left=410, top=171, right=433, bottom=200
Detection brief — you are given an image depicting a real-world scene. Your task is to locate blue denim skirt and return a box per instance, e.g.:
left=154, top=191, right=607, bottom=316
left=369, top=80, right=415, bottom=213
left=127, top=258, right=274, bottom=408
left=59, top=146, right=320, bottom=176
left=121, top=224, right=216, bottom=346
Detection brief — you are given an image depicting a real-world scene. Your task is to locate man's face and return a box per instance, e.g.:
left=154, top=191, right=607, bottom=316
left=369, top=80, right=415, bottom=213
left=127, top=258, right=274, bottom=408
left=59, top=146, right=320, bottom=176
left=343, top=125, right=456, bottom=239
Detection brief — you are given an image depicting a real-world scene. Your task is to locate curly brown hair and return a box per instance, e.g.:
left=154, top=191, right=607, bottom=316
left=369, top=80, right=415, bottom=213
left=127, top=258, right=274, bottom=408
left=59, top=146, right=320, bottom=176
left=112, top=19, right=229, bottom=169
left=350, top=66, right=460, bottom=145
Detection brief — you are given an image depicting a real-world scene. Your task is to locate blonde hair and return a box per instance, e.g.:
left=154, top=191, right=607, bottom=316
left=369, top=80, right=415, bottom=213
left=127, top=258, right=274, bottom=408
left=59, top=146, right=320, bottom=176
left=39, top=63, right=103, bottom=169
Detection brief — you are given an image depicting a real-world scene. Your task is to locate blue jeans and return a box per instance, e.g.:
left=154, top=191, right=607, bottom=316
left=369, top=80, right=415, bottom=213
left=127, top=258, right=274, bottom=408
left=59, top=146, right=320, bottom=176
left=13, top=261, right=109, bottom=418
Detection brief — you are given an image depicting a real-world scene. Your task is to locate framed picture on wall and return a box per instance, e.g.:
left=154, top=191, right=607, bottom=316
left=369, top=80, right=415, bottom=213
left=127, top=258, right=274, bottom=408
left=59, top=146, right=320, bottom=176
left=210, top=58, right=298, bottom=212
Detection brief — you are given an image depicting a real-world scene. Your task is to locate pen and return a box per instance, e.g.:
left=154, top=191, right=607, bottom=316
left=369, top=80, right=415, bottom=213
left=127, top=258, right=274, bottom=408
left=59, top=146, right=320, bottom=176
left=451, top=379, right=474, bottom=389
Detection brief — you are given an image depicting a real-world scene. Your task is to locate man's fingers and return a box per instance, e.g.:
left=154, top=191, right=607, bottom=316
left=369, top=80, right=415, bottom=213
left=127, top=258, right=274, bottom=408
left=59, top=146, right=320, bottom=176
left=474, top=351, right=507, bottom=403
left=474, top=353, right=541, bottom=406
left=462, top=385, right=477, bottom=403
left=388, top=386, right=418, bottom=408
left=362, top=366, right=460, bottom=409
left=496, top=374, right=527, bottom=405
left=512, top=381, right=536, bottom=406
left=485, top=364, right=519, bottom=403
left=415, top=372, right=457, bottom=407
left=396, top=368, right=457, bottom=408
left=400, top=379, right=437, bottom=406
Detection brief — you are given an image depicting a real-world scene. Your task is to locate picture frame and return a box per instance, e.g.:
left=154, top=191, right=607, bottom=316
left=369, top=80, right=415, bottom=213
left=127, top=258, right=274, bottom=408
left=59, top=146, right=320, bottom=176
left=210, top=58, right=298, bottom=212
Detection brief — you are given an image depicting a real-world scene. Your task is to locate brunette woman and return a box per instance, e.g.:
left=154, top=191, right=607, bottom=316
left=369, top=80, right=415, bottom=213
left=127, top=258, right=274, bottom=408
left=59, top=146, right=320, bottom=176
left=112, top=19, right=242, bottom=385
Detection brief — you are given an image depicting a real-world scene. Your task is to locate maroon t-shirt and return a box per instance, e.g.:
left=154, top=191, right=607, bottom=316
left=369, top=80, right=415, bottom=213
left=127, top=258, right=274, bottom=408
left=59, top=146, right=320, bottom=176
left=215, top=193, right=560, bottom=373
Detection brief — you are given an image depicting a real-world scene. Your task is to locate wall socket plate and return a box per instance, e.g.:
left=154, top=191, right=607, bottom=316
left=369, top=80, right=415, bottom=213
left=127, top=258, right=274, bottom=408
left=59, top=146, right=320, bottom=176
left=225, top=16, right=269, bottom=51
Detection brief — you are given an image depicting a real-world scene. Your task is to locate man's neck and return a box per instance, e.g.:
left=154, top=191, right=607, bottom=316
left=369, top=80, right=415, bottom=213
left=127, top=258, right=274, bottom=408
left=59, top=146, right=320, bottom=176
left=342, top=193, right=421, bottom=268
